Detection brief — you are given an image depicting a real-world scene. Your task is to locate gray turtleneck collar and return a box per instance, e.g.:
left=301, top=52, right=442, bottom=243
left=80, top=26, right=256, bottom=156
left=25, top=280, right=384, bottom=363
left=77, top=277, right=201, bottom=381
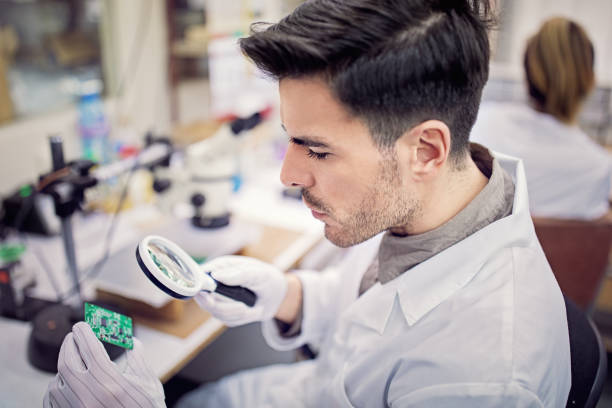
left=359, top=144, right=515, bottom=294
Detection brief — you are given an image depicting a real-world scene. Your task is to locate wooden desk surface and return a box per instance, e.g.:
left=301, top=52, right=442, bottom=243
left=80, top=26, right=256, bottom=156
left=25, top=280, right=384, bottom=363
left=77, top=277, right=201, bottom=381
left=241, top=225, right=306, bottom=264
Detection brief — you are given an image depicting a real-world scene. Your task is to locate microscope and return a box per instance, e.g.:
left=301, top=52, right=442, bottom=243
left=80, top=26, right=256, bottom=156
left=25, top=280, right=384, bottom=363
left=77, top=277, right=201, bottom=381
left=154, top=109, right=268, bottom=228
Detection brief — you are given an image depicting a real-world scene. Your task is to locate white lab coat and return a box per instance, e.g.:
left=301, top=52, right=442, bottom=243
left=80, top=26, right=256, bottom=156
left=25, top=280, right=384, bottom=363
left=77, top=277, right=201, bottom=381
left=471, top=101, right=612, bottom=219
left=177, top=153, right=571, bottom=408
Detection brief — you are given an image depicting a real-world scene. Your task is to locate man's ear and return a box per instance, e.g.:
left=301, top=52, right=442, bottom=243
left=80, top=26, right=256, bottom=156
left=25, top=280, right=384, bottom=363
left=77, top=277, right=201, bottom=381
left=396, top=120, right=451, bottom=179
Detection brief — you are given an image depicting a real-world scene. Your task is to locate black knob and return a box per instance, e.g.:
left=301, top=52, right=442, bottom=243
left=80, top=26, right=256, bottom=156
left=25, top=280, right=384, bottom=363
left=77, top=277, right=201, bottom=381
left=153, top=179, right=171, bottom=193
left=191, top=193, right=206, bottom=208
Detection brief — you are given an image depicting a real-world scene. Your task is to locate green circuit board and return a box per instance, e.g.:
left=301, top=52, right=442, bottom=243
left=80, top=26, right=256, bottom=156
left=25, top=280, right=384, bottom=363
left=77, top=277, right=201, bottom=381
left=84, top=303, right=133, bottom=349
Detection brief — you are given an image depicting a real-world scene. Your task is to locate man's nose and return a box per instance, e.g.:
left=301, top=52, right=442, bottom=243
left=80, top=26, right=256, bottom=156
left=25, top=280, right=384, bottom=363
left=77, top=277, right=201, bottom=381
left=280, top=143, right=315, bottom=188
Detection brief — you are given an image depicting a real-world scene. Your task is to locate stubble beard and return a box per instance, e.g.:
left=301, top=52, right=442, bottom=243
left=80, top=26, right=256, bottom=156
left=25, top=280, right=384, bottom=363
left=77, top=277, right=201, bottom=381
left=303, top=154, right=420, bottom=248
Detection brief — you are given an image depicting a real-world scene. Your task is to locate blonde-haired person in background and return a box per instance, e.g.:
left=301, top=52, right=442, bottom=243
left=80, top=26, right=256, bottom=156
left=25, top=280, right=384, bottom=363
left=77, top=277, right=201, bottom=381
left=472, top=17, right=612, bottom=219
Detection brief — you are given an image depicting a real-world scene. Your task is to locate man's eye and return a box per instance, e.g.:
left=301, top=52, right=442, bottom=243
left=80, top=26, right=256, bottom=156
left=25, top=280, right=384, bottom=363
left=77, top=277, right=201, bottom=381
left=307, top=149, right=329, bottom=160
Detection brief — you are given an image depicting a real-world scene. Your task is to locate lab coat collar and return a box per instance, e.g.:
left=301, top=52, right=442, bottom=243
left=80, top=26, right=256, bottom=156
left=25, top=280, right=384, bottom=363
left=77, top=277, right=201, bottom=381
left=343, top=154, right=533, bottom=334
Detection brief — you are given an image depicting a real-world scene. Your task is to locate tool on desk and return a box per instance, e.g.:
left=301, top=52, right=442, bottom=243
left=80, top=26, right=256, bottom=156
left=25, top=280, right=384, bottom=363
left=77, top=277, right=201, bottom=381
left=136, top=235, right=257, bottom=306
left=17, top=137, right=167, bottom=372
left=33, top=136, right=174, bottom=303
left=85, top=302, right=133, bottom=349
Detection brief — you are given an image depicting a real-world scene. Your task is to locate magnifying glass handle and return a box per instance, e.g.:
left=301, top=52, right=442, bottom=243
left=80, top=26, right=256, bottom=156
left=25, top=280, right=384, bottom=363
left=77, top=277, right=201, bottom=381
left=214, top=281, right=257, bottom=307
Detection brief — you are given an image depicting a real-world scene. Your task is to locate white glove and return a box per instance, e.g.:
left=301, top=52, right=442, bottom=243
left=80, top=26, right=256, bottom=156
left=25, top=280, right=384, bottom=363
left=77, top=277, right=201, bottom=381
left=195, top=255, right=288, bottom=327
left=43, top=322, right=165, bottom=408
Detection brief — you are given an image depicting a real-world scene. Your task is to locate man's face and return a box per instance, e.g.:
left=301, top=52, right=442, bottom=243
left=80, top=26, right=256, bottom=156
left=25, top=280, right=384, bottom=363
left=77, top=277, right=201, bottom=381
left=279, top=78, right=420, bottom=247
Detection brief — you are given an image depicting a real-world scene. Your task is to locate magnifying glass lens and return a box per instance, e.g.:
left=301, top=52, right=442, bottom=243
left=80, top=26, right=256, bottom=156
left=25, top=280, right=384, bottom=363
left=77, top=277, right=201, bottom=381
left=147, top=242, right=196, bottom=288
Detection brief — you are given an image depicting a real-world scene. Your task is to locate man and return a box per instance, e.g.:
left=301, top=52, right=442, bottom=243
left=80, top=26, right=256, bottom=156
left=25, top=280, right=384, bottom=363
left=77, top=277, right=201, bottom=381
left=45, top=1, right=571, bottom=407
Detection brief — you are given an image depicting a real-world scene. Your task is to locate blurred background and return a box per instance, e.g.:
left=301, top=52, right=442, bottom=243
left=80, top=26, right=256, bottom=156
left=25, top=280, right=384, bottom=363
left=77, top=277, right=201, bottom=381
left=0, top=0, right=611, bottom=194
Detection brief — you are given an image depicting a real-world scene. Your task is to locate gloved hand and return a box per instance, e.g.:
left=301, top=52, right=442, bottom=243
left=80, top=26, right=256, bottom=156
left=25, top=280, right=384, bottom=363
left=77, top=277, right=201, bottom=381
left=43, top=322, right=165, bottom=408
left=195, top=255, right=288, bottom=327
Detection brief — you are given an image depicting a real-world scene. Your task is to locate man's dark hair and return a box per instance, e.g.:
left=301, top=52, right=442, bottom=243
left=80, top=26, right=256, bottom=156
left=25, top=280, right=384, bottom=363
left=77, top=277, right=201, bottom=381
left=239, top=0, right=494, bottom=166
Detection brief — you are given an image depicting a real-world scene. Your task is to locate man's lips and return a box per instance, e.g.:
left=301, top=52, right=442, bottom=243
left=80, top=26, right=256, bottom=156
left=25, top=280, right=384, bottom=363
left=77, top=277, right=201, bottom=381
left=310, top=209, right=326, bottom=220
left=304, top=200, right=327, bottom=219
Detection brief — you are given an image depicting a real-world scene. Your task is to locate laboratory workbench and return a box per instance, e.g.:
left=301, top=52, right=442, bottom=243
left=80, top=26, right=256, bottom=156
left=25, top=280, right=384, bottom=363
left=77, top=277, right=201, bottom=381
left=0, top=173, right=324, bottom=406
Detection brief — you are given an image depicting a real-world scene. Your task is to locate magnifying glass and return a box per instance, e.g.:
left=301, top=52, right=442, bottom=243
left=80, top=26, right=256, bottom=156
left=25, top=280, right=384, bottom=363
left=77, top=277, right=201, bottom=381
left=135, top=235, right=257, bottom=307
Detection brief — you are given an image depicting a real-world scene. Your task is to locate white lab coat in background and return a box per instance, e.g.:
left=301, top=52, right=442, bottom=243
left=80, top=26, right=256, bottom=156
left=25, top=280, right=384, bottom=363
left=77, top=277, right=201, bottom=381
left=471, top=101, right=612, bottom=220
left=178, top=154, right=571, bottom=408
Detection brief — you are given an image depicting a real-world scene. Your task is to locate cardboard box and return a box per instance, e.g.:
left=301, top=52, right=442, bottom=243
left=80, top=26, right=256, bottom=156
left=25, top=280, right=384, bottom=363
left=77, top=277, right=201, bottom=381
left=172, top=119, right=221, bottom=146
left=0, top=55, right=14, bottom=125
left=0, top=25, right=17, bottom=124
left=48, top=31, right=99, bottom=67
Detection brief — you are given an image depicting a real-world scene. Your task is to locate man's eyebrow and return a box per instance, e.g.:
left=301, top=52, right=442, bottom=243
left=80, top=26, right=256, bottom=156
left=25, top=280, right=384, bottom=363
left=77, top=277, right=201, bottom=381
left=281, top=124, right=330, bottom=148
